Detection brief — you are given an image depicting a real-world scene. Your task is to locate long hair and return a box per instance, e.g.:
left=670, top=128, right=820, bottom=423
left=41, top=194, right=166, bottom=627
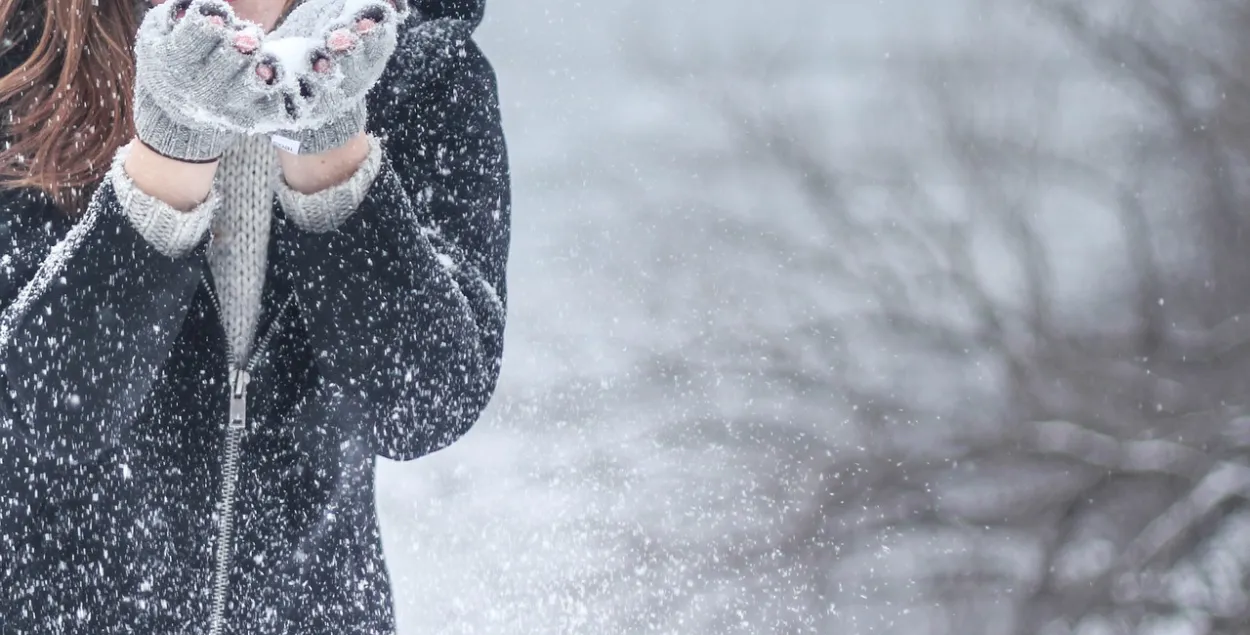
left=0, top=0, right=298, bottom=214
left=0, top=0, right=138, bottom=213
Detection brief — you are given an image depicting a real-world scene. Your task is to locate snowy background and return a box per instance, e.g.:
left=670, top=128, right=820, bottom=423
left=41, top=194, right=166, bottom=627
left=378, top=1, right=1250, bottom=634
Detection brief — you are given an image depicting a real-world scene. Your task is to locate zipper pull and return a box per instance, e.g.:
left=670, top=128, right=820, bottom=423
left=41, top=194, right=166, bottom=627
left=229, top=368, right=250, bottom=431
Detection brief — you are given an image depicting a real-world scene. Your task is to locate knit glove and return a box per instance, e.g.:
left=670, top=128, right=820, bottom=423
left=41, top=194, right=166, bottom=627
left=263, top=0, right=410, bottom=154
left=133, top=0, right=286, bottom=161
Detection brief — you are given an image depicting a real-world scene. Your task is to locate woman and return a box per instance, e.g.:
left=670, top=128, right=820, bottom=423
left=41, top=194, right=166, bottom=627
left=0, top=0, right=508, bottom=631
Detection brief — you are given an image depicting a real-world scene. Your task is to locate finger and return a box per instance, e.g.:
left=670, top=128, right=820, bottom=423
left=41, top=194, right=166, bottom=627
left=351, top=2, right=393, bottom=34
left=181, top=0, right=235, bottom=26
left=255, top=56, right=279, bottom=85
left=322, top=1, right=397, bottom=60
left=139, top=0, right=189, bottom=36
left=180, top=8, right=257, bottom=78
left=326, top=28, right=358, bottom=53
left=232, top=29, right=261, bottom=54
left=325, top=16, right=399, bottom=98
left=185, top=35, right=263, bottom=105
left=296, top=48, right=347, bottom=107
left=311, top=50, right=334, bottom=74
left=326, top=0, right=401, bottom=37
left=167, top=0, right=237, bottom=58
left=355, top=17, right=377, bottom=35
left=351, top=0, right=409, bottom=23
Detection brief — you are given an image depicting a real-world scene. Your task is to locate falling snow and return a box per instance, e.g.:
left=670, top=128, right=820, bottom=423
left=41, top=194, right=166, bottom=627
left=4, top=0, right=1250, bottom=634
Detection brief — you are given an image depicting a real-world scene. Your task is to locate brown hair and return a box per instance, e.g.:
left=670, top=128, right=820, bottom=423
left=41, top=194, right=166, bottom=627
left=0, top=0, right=138, bottom=213
left=0, top=1, right=306, bottom=214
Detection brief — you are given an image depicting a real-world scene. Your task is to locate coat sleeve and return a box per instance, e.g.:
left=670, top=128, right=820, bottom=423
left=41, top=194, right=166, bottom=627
left=0, top=181, right=206, bottom=461
left=276, top=24, right=511, bottom=461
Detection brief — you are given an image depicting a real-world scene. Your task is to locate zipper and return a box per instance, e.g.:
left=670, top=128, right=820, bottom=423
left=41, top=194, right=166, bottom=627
left=202, top=272, right=295, bottom=635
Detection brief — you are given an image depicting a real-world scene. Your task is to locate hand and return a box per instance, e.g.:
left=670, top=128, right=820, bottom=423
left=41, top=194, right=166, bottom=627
left=133, top=0, right=283, bottom=161
left=261, top=0, right=410, bottom=154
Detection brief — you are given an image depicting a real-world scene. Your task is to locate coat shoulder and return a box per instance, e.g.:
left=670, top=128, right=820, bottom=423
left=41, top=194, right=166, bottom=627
left=378, top=15, right=488, bottom=99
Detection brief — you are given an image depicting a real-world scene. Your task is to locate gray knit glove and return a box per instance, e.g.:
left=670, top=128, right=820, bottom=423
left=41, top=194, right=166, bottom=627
left=263, top=0, right=410, bottom=154
left=133, top=0, right=287, bottom=161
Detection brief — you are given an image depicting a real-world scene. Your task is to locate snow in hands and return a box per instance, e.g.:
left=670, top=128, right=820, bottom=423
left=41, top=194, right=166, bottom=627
left=268, top=0, right=410, bottom=129
left=134, top=0, right=408, bottom=161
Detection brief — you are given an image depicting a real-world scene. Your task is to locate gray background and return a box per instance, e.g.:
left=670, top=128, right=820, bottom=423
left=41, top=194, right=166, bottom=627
left=377, top=2, right=1250, bottom=633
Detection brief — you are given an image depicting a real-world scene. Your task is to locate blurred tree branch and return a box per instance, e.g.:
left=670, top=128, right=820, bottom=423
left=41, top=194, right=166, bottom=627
left=600, top=1, right=1250, bottom=633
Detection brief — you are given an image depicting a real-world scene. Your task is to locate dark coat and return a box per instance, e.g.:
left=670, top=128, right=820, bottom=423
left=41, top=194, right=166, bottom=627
left=0, top=3, right=509, bottom=633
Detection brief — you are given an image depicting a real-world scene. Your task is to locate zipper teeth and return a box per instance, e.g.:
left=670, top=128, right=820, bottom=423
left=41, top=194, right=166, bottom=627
left=203, top=272, right=294, bottom=634
left=247, top=293, right=295, bottom=372
left=201, top=272, right=236, bottom=369
left=207, top=413, right=244, bottom=635
left=201, top=271, right=295, bottom=370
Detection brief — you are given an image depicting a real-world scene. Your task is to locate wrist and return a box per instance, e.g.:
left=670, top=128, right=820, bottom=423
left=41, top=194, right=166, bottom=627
left=136, top=138, right=220, bottom=165
left=124, top=140, right=220, bottom=212
left=278, top=132, right=371, bottom=195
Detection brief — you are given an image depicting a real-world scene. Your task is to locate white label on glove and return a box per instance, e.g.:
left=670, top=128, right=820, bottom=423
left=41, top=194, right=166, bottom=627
left=271, top=135, right=301, bottom=154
